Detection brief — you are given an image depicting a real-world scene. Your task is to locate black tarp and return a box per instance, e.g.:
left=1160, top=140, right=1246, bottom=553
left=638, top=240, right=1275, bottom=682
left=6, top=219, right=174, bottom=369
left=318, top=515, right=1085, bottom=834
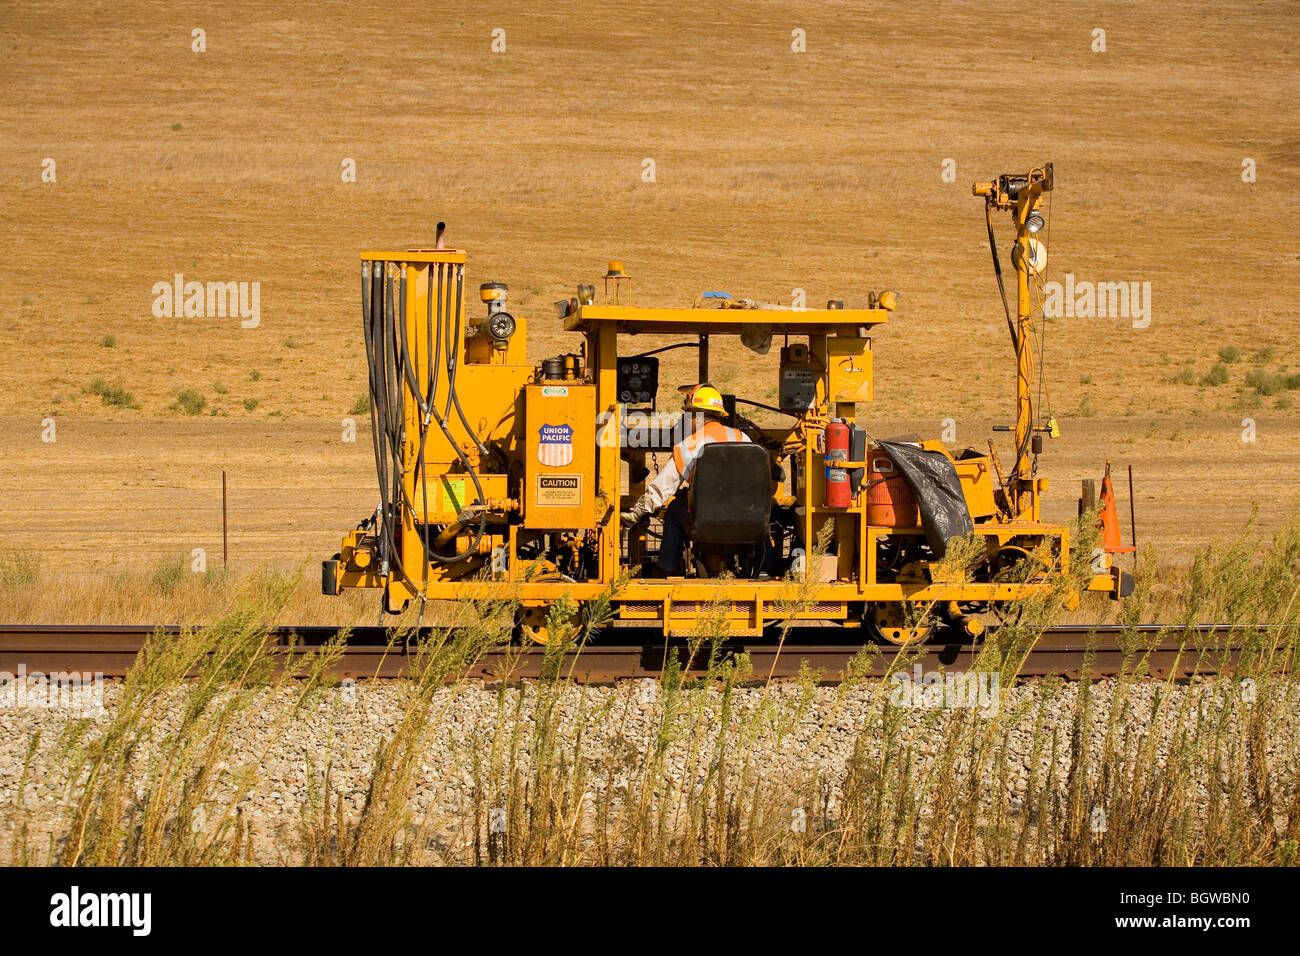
left=875, top=440, right=974, bottom=558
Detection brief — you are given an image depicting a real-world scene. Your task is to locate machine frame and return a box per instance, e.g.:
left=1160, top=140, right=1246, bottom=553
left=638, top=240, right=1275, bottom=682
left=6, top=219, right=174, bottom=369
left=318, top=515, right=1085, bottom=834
left=324, top=168, right=1130, bottom=643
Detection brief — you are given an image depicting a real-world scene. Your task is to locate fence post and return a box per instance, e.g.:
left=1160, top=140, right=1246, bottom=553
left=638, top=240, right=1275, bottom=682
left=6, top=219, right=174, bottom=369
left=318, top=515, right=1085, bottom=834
left=222, top=470, right=228, bottom=568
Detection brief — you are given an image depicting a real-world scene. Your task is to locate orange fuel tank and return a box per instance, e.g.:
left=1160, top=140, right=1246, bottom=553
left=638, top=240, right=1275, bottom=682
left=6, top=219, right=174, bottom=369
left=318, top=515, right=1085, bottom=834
left=864, top=454, right=919, bottom=527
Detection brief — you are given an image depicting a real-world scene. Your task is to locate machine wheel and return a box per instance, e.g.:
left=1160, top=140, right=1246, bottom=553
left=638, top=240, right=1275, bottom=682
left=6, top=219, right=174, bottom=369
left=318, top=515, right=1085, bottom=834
left=515, top=606, right=576, bottom=645
left=865, top=602, right=934, bottom=645
left=988, top=544, right=1053, bottom=626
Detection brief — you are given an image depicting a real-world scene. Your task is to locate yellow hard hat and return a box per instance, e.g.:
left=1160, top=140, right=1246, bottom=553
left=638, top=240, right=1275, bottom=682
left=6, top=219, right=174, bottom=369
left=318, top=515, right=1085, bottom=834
left=683, top=383, right=726, bottom=415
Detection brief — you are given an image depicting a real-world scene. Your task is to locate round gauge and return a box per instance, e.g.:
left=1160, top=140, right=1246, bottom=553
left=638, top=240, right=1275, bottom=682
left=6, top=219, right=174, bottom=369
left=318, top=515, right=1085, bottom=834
left=487, top=311, right=516, bottom=342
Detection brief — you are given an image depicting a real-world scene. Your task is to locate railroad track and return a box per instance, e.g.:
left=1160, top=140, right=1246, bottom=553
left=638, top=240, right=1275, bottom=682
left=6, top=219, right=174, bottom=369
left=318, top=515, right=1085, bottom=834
left=0, top=624, right=1275, bottom=683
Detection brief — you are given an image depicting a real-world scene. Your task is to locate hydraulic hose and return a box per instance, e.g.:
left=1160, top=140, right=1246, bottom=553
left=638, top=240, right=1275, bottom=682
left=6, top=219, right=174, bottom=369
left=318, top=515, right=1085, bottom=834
left=983, top=204, right=1034, bottom=479
left=422, top=262, right=487, bottom=561
left=985, top=202, right=1018, bottom=352
left=394, top=261, right=487, bottom=565
left=448, top=267, right=490, bottom=458
left=363, top=262, right=397, bottom=577
left=396, top=269, right=429, bottom=419
left=361, top=258, right=493, bottom=578
left=381, top=266, right=410, bottom=584
left=395, top=267, right=442, bottom=585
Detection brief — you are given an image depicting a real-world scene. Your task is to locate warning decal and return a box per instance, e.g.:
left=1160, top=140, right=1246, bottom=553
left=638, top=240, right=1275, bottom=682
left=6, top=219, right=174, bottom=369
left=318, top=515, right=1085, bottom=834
left=440, top=477, right=466, bottom=514
left=536, top=474, right=582, bottom=506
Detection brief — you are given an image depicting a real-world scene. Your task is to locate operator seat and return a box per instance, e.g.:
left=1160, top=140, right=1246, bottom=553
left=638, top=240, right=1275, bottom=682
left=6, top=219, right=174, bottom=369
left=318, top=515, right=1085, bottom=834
left=689, top=443, right=772, bottom=575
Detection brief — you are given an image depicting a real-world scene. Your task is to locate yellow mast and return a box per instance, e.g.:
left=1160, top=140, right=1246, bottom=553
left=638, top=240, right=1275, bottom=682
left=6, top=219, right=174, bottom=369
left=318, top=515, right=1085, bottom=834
left=973, top=164, right=1053, bottom=519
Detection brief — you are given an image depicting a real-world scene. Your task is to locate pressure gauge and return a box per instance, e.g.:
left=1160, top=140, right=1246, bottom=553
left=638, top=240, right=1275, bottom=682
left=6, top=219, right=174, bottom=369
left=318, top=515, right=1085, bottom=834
left=486, top=311, right=516, bottom=343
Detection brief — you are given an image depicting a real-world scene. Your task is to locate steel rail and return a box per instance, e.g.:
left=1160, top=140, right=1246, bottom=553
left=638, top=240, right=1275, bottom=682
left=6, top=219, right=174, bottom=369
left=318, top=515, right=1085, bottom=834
left=0, top=624, right=1286, bottom=683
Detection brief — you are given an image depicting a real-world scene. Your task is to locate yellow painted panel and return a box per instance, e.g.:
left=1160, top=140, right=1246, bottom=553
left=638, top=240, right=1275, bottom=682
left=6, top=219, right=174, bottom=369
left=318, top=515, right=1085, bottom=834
left=827, top=337, right=873, bottom=403
left=363, top=250, right=466, bottom=264
left=416, top=473, right=508, bottom=523
left=953, top=457, right=998, bottom=519
left=524, top=383, right=597, bottom=529
left=419, top=364, right=532, bottom=465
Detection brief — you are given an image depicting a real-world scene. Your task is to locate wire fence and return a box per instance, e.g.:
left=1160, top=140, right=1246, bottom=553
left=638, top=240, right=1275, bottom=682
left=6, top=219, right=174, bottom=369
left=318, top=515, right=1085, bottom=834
left=0, top=473, right=1293, bottom=577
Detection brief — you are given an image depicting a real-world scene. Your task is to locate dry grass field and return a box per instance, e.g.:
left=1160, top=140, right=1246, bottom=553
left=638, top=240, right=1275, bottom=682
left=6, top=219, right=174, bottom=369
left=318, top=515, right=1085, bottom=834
left=0, top=0, right=1297, bottom=619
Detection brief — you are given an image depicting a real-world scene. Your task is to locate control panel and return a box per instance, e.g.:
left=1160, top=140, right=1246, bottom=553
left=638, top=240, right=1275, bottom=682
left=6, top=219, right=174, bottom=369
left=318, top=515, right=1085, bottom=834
left=616, top=355, right=659, bottom=405
left=779, top=344, right=819, bottom=411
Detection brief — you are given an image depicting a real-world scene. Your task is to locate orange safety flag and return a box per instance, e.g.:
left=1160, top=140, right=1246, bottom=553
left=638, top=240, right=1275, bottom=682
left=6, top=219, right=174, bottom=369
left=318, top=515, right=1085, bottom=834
left=1098, top=468, right=1135, bottom=554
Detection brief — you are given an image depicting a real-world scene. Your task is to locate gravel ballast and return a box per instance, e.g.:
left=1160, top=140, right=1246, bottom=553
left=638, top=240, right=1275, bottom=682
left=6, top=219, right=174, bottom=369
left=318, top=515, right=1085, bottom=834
left=1, top=672, right=1296, bottom=864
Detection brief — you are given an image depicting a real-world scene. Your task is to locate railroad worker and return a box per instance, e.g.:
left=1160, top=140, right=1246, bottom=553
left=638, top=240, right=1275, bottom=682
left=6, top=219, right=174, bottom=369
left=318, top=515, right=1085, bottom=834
left=621, top=383, right=750, bottom=575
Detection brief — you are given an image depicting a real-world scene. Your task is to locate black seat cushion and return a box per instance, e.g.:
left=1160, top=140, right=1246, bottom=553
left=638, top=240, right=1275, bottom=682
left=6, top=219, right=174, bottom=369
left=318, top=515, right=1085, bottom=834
left=690, top=443, right=771, bottom=544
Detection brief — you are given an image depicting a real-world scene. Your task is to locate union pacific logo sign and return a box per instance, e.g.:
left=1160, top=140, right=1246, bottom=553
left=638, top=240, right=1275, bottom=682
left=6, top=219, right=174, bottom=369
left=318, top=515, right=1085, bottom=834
left=537, top=423, right=574, bottom=467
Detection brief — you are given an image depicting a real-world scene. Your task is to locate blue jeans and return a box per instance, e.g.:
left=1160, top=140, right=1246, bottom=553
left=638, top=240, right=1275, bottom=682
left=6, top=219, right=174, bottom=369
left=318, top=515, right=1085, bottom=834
left=657, top=491, right=691, bottom=574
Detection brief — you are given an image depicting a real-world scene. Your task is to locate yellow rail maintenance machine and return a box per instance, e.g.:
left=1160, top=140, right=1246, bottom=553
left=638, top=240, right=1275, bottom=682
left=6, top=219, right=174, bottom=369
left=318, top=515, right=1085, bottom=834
left=324, top=165, right=1133, bottom=643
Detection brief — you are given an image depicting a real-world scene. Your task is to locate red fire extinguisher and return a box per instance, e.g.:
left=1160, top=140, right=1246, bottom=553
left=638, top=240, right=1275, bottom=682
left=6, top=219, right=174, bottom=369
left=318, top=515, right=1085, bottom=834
left=824, top=419, right=851, bottom=508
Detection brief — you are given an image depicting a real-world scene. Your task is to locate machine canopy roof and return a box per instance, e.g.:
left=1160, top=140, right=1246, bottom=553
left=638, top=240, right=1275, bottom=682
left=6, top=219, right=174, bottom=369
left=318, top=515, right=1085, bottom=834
left=564, top=305, right=888, bottom=336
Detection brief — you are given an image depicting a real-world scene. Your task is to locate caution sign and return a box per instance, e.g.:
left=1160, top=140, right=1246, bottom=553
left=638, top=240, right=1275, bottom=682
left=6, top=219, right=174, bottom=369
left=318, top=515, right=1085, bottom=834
left=536, top=474, right=582, bottom=506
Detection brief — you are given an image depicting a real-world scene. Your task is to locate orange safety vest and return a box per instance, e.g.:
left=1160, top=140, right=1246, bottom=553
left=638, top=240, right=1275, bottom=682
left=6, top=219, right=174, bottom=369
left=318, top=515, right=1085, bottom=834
left=671, top=420, right=750, bottom=482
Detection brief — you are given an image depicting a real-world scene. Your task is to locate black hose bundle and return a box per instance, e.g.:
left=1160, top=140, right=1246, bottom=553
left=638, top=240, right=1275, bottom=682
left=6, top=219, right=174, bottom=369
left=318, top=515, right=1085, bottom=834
left=360, top=261, right=405, bottom=584
left=400, top=263, right=488, bottom=564
left=362, top=259, right=491, bottom=592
